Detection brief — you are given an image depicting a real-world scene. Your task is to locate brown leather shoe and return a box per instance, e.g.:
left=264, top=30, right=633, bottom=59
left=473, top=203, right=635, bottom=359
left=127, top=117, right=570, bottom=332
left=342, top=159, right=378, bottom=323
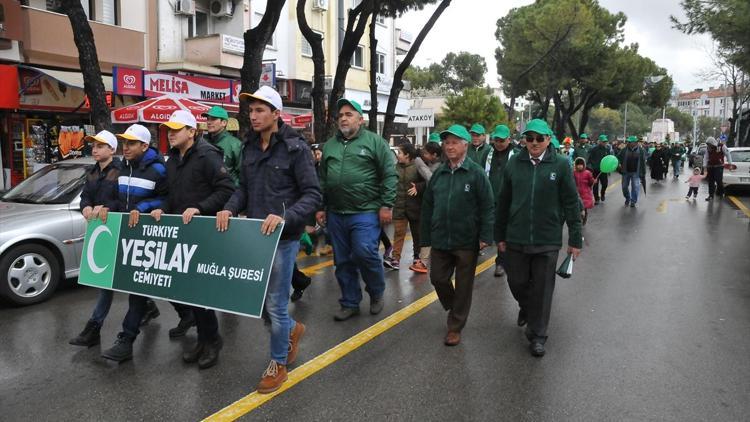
left=444, top=331, right=461, bottom=346
left=257, top=360, right=288, bottom=394
left=287, top=321, right=306, bottom=366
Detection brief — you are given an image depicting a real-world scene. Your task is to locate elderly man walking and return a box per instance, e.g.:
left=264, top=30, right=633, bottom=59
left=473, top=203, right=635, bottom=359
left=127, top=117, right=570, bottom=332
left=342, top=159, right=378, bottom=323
left=421, top=124, right=494, bottom=346
left=316, top=99, right=397, bottom=321
left=495, top=119, right=582, bottom=357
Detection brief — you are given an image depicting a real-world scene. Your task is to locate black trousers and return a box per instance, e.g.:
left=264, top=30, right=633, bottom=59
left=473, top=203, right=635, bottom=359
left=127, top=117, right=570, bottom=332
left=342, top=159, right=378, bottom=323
left=591, top=169, right=608, bottom=201
left=687, top=186, right=698, bottom=197
left=173, top=302, right=217, bottom=343
left=429, top=249, right=479, bottom=332
left=706, top=166, right=724, bottom=197
left=505, top=245, right=560, bottom=344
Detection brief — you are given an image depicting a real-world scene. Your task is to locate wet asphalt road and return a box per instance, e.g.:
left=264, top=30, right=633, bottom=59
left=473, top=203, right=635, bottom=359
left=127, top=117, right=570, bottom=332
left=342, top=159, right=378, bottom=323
left=1, top=173, right=749, bottom=421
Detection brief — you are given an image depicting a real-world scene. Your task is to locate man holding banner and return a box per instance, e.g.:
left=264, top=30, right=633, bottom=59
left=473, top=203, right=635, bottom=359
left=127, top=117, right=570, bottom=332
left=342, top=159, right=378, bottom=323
left=217, top=86, right=321, bottom=393
left=149, top=110, right=235, bottom=369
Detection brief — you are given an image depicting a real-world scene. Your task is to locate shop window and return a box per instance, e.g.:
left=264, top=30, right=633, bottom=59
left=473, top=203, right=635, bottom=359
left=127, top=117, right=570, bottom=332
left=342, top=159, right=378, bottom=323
left=376, top=52, right=386, bottom=74
left=351, top=45, right=364, bottom=69
left=188, top=8, right=210, bottom=38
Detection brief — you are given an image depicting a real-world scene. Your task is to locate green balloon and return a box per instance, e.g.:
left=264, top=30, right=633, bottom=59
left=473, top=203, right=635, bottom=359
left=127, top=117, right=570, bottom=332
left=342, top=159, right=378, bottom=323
left=599, top=155, right=619, bottom=173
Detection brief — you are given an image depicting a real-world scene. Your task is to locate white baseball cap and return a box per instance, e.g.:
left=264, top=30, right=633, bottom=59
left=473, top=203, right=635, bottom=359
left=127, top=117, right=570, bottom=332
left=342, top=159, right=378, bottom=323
left=84, top=130, right=117, bottom=149
left=116, top=124, right=151, bottom=144
left=161, top=109, right=197, bottom=130
left=239, top=85, right=283, bottom=111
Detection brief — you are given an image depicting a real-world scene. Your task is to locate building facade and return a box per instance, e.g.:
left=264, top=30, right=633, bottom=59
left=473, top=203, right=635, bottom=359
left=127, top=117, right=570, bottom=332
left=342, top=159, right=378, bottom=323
left=672, top=86, right=738, bottom=120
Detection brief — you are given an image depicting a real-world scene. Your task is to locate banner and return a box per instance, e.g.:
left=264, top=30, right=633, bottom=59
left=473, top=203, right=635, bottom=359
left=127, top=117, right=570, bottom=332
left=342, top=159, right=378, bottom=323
left=144, top=71, right=233, bottom=103
left=78, top=213, right=282, bottom=318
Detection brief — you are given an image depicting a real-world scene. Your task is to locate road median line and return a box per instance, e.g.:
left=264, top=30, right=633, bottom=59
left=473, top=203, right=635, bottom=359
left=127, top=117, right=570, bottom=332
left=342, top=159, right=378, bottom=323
left=728, top=195, right=750, bottom=218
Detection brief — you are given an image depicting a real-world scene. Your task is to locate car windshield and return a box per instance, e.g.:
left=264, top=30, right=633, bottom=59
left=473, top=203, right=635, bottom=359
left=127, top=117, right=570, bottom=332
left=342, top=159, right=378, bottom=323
left=1, top=163, right=90, bottom=204
left=730, top=150, right=750, bottom=163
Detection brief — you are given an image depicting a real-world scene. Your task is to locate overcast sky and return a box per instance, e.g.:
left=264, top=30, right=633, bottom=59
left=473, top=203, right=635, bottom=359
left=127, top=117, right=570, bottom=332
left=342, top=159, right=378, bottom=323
left=396, top=0, right=716, bottom=93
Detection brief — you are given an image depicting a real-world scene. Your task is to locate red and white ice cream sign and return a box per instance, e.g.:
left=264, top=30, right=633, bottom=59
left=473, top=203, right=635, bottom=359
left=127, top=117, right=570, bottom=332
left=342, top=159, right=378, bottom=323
left=113, top=67, right=144, bottom=97
left=113, top=67, right=236, bottom=104
left=111, top=96, right=210, bottom=124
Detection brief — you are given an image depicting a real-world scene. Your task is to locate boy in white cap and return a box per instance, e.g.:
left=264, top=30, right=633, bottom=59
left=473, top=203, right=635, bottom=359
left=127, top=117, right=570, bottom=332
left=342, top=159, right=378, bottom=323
left=100, top=124, right=169, bottom=362
left=149, top=109, right=235, bottom=369
left=69, top=130, right=125, bottom=347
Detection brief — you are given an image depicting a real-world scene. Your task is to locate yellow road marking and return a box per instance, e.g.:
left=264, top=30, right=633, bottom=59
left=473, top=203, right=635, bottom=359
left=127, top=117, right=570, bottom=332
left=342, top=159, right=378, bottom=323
left=299, top=235, right=413, bottom=276
left=203, top=256, right=497, bottom=421
left=728, top=196, right=750, bottom=218
left=606, top=177, right=621, bottom=192
left=657, top=200, right=668, bottom=214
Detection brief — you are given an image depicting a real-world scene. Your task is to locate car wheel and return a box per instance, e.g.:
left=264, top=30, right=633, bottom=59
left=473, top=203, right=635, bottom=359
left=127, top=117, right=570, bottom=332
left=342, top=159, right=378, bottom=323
left=0, top=244, right=60, bottom=306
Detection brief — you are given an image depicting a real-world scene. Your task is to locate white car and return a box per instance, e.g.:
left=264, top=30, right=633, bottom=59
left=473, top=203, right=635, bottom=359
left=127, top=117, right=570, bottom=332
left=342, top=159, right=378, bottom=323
left=724, top=147, right=750, bottom=188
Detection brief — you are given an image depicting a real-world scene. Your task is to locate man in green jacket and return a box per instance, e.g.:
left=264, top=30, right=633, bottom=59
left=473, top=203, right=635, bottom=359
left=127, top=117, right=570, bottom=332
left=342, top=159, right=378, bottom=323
left=480, top=124, right=515, bottom=277
left=668, top=140, right=687, bottom=179
left=421, top=124, right=495, bottom=346
left=574, top=133, right=592, bottom=161
left=316, top=98, right=397, bottom=321
left=617, top=135, right=648, bottom=208
left=202, top=105, right=242, bottom=185
left=587, top=134, right=614, bottom=204
left=496, top=119, right=583, bottom=357
left=467, top=123, right=489, bottom=164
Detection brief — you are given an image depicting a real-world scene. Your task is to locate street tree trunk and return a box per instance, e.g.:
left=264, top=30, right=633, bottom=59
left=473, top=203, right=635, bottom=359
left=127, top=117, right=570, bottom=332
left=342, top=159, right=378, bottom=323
left=382, top=0, right=451, bottom=141
left=61, top=0, right=110, bottom=131
left=240, top=1, right=286, bottom=138
left=326, top=1, right=373, bottom=139
left=368, top=5, right=379, bottom=133
left=297, top=0, right=326, bottom=143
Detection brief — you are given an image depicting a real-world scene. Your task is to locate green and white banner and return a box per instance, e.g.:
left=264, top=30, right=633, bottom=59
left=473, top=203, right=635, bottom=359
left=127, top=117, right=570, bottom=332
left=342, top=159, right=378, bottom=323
left=78, top=213, right=282, bottom=318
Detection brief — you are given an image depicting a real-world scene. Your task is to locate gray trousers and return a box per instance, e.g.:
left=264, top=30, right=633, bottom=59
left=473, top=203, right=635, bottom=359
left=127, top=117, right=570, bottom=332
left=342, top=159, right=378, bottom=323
left=505, top=244, right=560, bottom=344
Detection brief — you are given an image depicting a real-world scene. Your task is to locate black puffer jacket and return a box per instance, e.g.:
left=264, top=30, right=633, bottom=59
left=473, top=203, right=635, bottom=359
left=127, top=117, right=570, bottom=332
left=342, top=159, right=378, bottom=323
left=80, top=158, right=122, bottom=211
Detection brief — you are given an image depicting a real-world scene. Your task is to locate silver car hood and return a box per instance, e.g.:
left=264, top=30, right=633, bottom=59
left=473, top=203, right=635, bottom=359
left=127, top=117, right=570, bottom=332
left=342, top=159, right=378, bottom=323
left=0, top=201, right=72, bottom=224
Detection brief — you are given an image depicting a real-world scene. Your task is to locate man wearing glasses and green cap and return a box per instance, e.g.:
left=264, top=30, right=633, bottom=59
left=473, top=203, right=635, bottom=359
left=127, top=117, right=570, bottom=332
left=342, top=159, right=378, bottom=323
left=466, top=123, right=489, bottom=164
left=202, top=105, right=242, bottom=185
left=495, top=119, right=582, bottom=357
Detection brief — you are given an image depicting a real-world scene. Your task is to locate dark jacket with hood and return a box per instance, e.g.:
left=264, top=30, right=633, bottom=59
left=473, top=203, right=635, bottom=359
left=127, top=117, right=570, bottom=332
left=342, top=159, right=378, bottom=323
left=224, top=121, right=322, bottom=240
left=119, top=147, right=168, bottom=212
left=163, top=138, right=235, bottom=215
left=80, top=157, right=122, bottom=211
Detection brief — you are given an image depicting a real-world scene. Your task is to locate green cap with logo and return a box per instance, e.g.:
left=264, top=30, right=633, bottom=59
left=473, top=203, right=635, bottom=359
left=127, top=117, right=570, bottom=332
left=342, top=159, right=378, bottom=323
left=626, top=135, right=638, bottom=143
left=522, top=119, right=552, bottom=136
left=469, top=123, right=486, bottom=135
left=598, top=134, right=608, bottom=142
left=428, top=132, right=441, bottom=143
left=336, top=98, right=363, bottom=115
left=580, top=133, right=588, bottom=139
left=441, top=124, right=471, bottom=143
left=491, top=124, right=510, bottom=139
left=201, top=105, right=229, bottom=120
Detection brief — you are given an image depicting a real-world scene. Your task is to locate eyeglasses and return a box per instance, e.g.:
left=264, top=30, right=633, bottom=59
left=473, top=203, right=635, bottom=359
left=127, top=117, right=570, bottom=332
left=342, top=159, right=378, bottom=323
left=493, top=137, right=508, bottom=142
left=525, top=134, right=546, bottom=143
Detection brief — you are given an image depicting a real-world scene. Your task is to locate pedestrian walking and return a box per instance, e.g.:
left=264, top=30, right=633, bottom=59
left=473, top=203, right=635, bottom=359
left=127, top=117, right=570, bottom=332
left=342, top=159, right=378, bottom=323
left=669, top=141, right=686, bottom=179
left=413, top=141, right=443, bottom=270
left=480, top=124, right=515, bottom=277
left=147, top=110, right=235, bottom=369
left=573, top=157, right=595, bottom=226
left=100, top=124, right=168, bottom=362
left=389, top=142, right=426, bottom=272
left=315, top=98, right=397, bottom=321
left=617, top=136, right=648, bottom=208
left=420, top=124, right=494, bottom=346
left=217, top=86, right=321, bottom=393
left=467, top=123, right=489, bottom=164
left=702, top=136, right=732, bottom=201
left=495, top=119, right=583, bottom=357
left=202, top=105, right=242, bottom=185
left=587, top=134, right=613, bottom=204
left=649, top=143, right=669, bottom=182
left=574, top=133, right=592, bottom=161
left=684, top=167, right=705, bottom=200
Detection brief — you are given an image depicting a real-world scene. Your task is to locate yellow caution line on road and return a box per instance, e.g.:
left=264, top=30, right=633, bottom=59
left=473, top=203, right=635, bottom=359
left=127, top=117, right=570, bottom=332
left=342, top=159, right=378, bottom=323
left=728, top=195, right=750, bottom=218
left=203, top=256, right=496, bottom=422
left=606, top=177, right=622, bottom=193
left=299, top=235, right=413, bottom=276
left=657, top=200, right=668, bottom=214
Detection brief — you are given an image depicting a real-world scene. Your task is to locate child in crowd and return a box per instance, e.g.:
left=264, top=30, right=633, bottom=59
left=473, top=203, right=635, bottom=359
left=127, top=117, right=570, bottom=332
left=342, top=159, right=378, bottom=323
left=685, top=167, right=705, bottom=200
left=573, top=157, right=595, bottom=226
left=388, top=142, right=426, bottom=272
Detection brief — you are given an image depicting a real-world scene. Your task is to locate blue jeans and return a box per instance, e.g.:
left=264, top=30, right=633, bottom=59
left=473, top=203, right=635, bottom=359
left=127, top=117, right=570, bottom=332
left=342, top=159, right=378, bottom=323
left=327, top=212, right=385, bottom=309
left=90, top=289, right=113, bottom=325
left=672, top=160, right=682, bottom=176
left=622, top=172, right=640, bottom=204
left=266, top=239, right=299, bottom=365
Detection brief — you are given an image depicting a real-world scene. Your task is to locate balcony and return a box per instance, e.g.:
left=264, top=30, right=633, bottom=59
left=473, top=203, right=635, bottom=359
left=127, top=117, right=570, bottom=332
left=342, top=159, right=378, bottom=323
left=184, top=34, right=244, bottom=72
left=20, top=6, right=145, bottom=72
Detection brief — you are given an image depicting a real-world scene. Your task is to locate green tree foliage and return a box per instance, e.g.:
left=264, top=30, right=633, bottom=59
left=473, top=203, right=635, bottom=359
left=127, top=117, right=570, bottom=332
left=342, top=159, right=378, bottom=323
left=403, top=51, right=486, bottom=94
left=442, top=87, right=508, bottom=131
left=672, top=0, right=750, bottom=73
left=696, top=116, right=725, bottom=140
left=587, top=107, right=622, bottom=137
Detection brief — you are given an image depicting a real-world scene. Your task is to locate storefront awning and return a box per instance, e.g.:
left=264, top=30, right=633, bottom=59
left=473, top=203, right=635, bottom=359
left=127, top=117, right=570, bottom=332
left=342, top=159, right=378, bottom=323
left=18, top=65, right=113, bottom=93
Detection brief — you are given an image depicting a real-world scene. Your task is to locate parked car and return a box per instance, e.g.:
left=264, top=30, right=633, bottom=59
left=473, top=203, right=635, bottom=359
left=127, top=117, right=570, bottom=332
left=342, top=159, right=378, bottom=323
left=724, top=147, right=750, bottom=188
left=0, top=158, right=93, bottom=305
left=689, top=143, right=706, bottom=170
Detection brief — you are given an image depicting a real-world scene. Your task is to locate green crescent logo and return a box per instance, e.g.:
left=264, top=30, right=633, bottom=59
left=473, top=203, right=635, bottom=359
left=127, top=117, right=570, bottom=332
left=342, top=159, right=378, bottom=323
left=87, top=225, right=112, bottom=274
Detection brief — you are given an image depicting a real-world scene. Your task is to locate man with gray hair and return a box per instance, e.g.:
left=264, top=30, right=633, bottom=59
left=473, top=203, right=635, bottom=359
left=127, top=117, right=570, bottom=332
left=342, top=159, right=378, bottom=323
left=702, top=137, right=732, bottom=201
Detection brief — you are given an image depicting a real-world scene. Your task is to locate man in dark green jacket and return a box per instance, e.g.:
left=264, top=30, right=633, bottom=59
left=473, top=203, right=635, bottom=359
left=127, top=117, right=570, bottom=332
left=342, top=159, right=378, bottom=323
left=467, top=123, right=489, bottom=164
left=420, top=124, right=495, bottom=346
left=496, top=119, right=583, bottom=357
left=202, top=106, right=242, bottom=185
left=668, top=141, right=686, bottom=179
left=587, top=134, right=614, bottom=204
left=617, top=136, right=647, bottom=207
left=479, top=124, right=515, bottom=277
left=574, top=133, right=592, bottom=161
left=316, top=98, right=397, bottom=321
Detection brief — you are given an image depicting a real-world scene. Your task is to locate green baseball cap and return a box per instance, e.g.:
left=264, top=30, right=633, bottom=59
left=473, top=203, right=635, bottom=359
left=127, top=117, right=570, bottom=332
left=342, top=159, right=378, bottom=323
left=428, top=132, right=441, bottom=143
left=626, top=135, right=638, bottom=143
left=469, top=123, right=486, bottom=135
left=580, top=133, right=588, bottom=139
left=336, top=98, right=363, bottom=115
left=598, top=134, right=608, bottom=142
left=441, top=124, right=471, bottom=143
left=491, top=124, right=510, bottom=139
left=201, top=105, right=229, bottom=120
left=522, top=119, right=552, bottom=136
